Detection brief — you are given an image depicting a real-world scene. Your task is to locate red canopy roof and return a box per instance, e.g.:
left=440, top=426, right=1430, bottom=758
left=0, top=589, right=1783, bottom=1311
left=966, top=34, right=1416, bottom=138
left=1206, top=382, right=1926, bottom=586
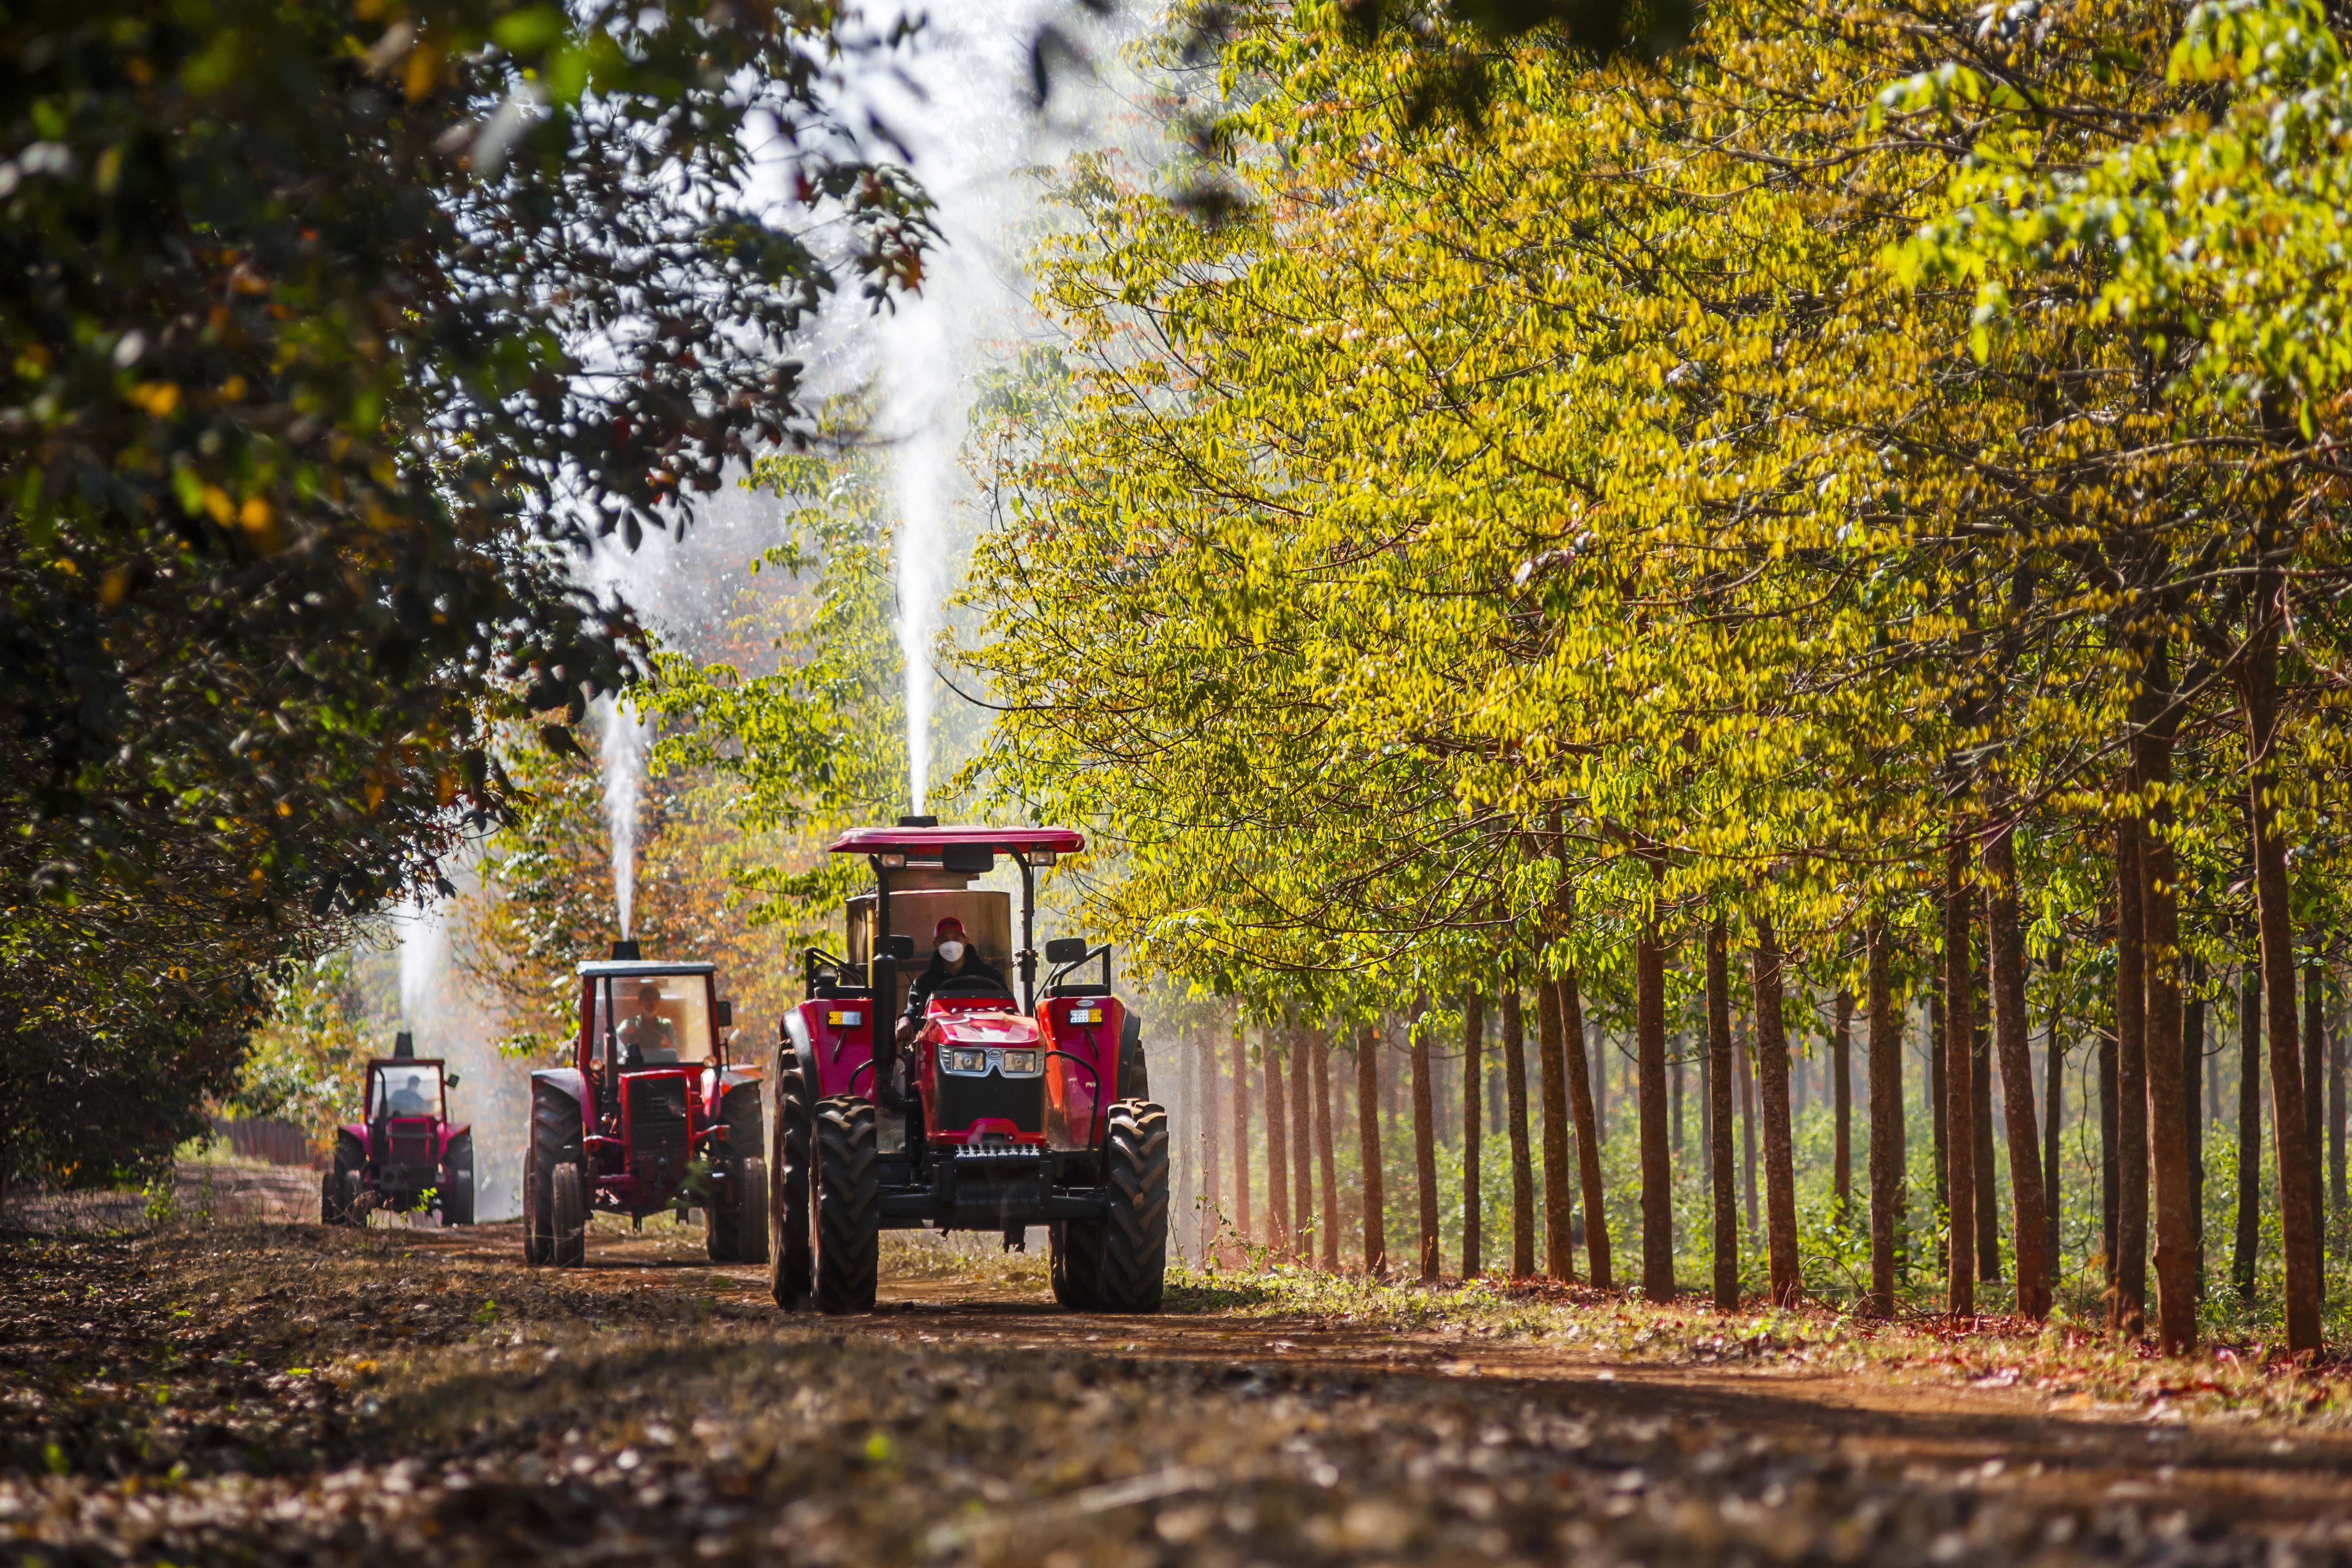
left=826, top=825, right=1085, bottom=856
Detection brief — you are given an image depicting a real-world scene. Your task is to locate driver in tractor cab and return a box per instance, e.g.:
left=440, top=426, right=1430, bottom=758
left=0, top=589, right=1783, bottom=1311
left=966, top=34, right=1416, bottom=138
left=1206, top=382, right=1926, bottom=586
left=894, top=916, right=1009, bottom=1045
left=387, top=1072, right=430, bottom=1116
left=617, top=981, right=679, bottom=1067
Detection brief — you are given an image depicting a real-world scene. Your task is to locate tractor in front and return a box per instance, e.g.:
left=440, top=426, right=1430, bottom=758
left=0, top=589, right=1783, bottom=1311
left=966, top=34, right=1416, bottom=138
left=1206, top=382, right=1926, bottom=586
left=522, top=946, right=767, bottom=1267
left=322, top=1033, right=474, bottom=1226
left=765, top=822, right=1166, bottom=1315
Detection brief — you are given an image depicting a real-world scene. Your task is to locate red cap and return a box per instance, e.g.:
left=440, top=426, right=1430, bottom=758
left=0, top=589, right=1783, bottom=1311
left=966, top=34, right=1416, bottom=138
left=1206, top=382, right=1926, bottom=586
left=933, top=917, right=966, bottom=942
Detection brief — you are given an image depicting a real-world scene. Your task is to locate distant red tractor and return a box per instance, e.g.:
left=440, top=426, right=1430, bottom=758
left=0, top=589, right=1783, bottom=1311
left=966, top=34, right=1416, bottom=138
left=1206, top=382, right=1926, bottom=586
left=522, top=946, right=767, bottom=1268
left=766, top=821, right=1166, bottom=1315
left=321, top=1034, right=474, bottom=1226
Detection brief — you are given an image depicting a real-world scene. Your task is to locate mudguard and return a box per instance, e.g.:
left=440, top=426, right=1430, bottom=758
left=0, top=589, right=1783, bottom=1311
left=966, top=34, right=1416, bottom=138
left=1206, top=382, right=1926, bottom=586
left=531, top=1070, right=588, bottom=1164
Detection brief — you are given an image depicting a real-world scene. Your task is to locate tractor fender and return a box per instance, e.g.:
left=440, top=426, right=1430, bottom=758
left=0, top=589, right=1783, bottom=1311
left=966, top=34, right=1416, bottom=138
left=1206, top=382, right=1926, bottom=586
left=337, top=1123, right=370, bottom=1159
left=530, top=1071, right=589, bottom=1164
left=439, top=1120, right=473, bottom=1159
left=531, top=1067, right=588, bottom=1104
left=714, top=1065, right=762, bottom=1095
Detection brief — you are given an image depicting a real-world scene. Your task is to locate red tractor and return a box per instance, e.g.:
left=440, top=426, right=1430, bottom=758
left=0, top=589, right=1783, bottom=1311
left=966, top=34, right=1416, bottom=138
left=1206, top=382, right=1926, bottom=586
left=765, top=821, right=1166, bottom=1315
left=522, top=945, right=767, bottom=1268
left=321, top=1034, right=474, bottom=1226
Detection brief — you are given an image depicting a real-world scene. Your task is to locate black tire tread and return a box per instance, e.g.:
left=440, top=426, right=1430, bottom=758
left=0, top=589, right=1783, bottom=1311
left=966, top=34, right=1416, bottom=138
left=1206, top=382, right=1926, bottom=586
left=1095, top=1100, right=1169, bottom=1313
left=812, top=1095, right=878, bottom=1315
left=441, top=1131, right=476, bottom=1227
left=770, top=1042, right=814, bottom=1307
left=551, top=1162, right=587, bottom=1268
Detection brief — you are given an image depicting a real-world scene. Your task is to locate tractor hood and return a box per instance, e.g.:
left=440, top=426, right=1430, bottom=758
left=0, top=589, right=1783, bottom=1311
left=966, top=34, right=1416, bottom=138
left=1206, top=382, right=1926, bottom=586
left=925, top=1007, right=1038, bottom=1046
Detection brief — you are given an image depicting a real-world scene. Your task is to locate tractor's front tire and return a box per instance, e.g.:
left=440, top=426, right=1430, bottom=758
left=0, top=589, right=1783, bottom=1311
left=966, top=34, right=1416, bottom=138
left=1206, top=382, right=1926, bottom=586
left=1051, top=1219, right=1105, bottom=1310
left=812, top=1095, right=878, bottom=1315
left=523, top=1148, right=552, bottom=1265
left=1095, top=1100, right=1170, bottom=1312
left=325, top=1134, right=364, bottom=1227
left=551, top=1162, right=588, bottom=1268
left=440, top=1132, right=476, bottom=1226
left=769, top=1042, right=814, bottom=1307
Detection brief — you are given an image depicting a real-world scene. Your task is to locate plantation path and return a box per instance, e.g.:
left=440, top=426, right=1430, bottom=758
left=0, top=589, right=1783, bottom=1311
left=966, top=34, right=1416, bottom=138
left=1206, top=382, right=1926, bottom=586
left=2, top=1219, right=2348, bottom=1565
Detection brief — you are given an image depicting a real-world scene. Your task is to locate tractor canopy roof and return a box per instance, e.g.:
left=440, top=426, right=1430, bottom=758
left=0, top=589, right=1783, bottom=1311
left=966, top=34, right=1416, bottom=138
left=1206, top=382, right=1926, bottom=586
left=575, top=958, right=718, bottom=979
left=826, top=825, right=1083, bottom=857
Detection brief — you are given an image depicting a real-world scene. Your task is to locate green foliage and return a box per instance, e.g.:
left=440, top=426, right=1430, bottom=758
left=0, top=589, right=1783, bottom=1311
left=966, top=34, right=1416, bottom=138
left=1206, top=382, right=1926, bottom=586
left=0, top=0, right=931, bottom=1178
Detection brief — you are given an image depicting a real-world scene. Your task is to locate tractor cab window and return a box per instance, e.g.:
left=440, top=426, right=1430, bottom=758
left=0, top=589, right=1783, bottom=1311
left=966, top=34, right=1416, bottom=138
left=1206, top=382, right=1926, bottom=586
left=368, top=1063, right=443, bottom=1121
left=609, top=974, right=709, bottom=1069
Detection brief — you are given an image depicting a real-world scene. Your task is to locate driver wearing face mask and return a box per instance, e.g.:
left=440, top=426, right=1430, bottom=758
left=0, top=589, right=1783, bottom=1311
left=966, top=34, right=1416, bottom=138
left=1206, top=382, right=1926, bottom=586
left=896, top=916, right=1009, bottom=1044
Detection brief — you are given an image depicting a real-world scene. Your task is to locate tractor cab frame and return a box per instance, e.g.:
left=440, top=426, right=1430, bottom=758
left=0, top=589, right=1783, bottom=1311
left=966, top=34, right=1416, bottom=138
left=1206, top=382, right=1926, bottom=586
left=522, top=946, right=768, bottom=1269
left=766, top=821, right=1166, bottom=1315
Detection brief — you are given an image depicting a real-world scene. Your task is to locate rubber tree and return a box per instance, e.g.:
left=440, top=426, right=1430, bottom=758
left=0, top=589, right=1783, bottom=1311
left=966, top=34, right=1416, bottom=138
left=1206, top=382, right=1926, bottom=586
left=1752, top=919, right=1801, bottom=1307
left=1708, top=915, right=1740, bottom=1309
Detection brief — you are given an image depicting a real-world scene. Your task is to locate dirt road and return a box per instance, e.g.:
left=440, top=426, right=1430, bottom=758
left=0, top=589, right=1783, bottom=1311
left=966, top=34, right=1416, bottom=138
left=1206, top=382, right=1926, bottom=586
left=2, top=1219, right=2348, bottom=1565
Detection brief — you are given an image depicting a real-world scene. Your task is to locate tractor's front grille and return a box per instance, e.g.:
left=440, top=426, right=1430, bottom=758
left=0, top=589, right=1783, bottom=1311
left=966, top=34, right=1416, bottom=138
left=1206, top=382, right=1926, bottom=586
left=934, top=1071, right=1046, bottom=1138
left=382, top=1119, right=436, bottom=1184
left=626, top=1074, right=691, bottom=1187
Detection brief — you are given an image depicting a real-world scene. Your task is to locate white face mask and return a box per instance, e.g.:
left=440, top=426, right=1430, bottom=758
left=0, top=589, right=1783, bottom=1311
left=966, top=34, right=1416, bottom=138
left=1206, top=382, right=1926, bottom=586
left=938, top=940, right=967, bottom=965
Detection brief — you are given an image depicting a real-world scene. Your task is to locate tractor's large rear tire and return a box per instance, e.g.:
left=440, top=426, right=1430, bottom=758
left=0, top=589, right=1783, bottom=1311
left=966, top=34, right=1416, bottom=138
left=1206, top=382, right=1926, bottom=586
left=523, top=1148, right=552, bottom=1265
left=1095, top=1100, right=1169, bottom=1313
left=551, top=1162, right=588, bottom=1268
left=440, top=1132, right=476, bottom=1226
left=812, top=1095, right=878, bottom=1315
left=769, top=1043, right=814, bottom=1307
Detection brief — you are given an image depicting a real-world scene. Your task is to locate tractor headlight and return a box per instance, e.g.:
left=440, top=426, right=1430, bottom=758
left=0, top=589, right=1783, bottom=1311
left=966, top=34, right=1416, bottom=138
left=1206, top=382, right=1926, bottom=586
left=941, top=1047, right=986, bottom=1075
left=1002, top=1050, right=1039, bottom=1075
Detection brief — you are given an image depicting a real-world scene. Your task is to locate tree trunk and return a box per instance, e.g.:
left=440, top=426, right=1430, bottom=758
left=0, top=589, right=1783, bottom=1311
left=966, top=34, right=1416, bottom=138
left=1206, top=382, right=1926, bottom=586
left=1986, top=814, right=2051, bottom=1318
left=1563, top=970, right=1610, bottom=1290
left=1535, top=971, right=1576, bottom=1283
left=1929, top=979, right=1948, bottom=1223
left=2136, top=677, right=2198, bottom=1351
left=1202, top=1029, right=1223, bottom=1265
left=1462, top=991, right=1483, bottom=1278
left=1971, top=969, right=1999, bottom=1282
left=1972, top=967, right=2000, bottom=1282
left=1315, top=1032, right=1339, bottom=1272
left=1410, top=1006, right=1439, bottom=1280
left=1834, top=988, right=1853, bottom=1225
left=2324, top=968, right=2342, bottom=1241
left=1231, top=1025, right=1252, bottom=1248
left=1672, top=1037, right=1685, bottom=1155
left=2243, top=578, right=2324, bottom=1355
left=1194, top=1034, right=1214, bottom=1269
left=2233, top=959, right=2262, bottom=1302
left=1752, top=920, right=1801, bottom=1307
left=1866, top=920, right=1901, bottom=1316
left=1944, top=834, right=1978, bottom=1315
left=1738, top=1019, right=1759, bottom=1244
left=2113, top=814, right=2150, bottom=1336
left=1291, top=1028, right=1314, bottom=1264
left=1637, top=930, right=1675, bottom=1301
left=2304, top=953, right=2325, bottom=1293
left=1500, top=986, right=1535, bottom=1278
left=2186, top=961, right=2205, bottom=1298
left=2043, top=1005, right=2064, bottom=1281
left=1709, top=915, right=1740, bottom=1310
left=1356, top=1025, right=1386, bottom=1276
left=1263, top=1042, right=1291, bottom=1259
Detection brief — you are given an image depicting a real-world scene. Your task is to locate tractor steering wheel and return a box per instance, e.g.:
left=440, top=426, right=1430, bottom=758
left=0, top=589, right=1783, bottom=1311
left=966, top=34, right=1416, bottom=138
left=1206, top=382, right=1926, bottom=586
left=930, top=975, right=1012, bottom=1001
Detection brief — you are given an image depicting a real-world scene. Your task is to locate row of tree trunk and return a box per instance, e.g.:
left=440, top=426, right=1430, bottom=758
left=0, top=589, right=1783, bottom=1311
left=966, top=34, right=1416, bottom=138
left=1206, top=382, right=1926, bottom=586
left=1172, top=921, right=2349, bottom=1352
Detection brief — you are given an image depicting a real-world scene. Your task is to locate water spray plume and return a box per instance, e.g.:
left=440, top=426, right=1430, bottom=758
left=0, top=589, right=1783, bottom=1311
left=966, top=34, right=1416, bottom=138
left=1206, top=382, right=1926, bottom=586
left=598, top=692, right=651, bottom=938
